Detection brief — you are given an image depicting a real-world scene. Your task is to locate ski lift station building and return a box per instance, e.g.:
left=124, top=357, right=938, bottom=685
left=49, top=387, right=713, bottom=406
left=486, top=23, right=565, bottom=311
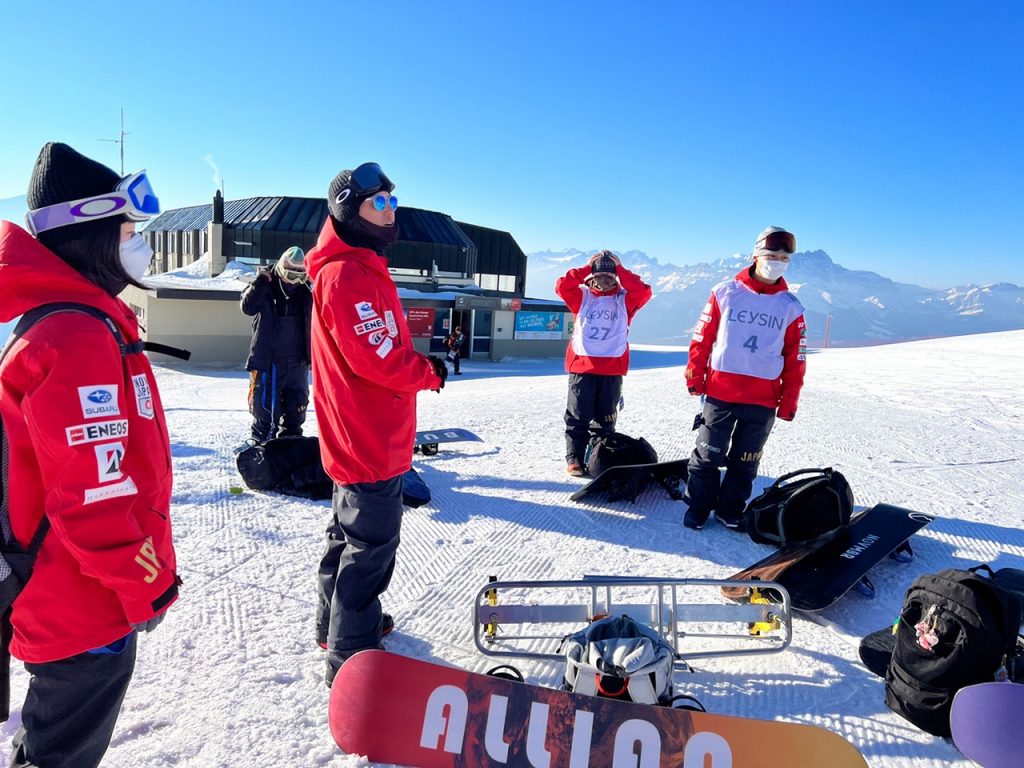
left=124, top=192, right=573, bottom=363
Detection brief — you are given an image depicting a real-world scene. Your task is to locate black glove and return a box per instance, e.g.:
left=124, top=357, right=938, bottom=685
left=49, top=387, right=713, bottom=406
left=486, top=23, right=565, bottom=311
left=427, top=356, right=448, bottom=390
left=131, top=612, right=166, bottom=633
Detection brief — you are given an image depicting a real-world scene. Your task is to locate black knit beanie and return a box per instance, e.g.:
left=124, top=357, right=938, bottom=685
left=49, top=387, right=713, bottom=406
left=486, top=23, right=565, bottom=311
left=28, top=142, right=121, bottom=213
left=588, top=250, right=618, bottom=277
left=327, top=163, right=395, bottom=225
left=26, top=142, right=131, bottom=295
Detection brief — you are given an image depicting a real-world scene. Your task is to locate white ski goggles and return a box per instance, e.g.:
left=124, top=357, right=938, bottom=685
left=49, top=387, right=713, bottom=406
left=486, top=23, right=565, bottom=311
left=25, top=170, right=160, bottom=235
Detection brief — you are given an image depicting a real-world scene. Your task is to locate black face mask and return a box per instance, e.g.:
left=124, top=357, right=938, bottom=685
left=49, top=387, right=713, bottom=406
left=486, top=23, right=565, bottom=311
left=334, top=215, right=399, bottom=255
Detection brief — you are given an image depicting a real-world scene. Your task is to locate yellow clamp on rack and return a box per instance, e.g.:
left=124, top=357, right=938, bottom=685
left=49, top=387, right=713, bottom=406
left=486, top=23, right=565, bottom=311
left=747, top=588, right=781, bottom=636
left=484, top=576, right=499, bottom=643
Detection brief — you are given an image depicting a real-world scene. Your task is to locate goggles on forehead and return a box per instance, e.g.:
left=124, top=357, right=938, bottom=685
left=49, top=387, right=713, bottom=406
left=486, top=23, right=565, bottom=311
left=368, top=194, right=398, bottom=212
left=24, top=170, right=160, bottom=236
left=349, top=162, right=393, bottom=197
left=756, top=230, right=796, bottom=254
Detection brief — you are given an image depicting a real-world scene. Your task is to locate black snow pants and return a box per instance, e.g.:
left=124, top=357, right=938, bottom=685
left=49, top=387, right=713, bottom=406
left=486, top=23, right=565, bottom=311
left=11, top=633, right=137, bottom=768
left=683, top=396, right=776, bottom=526
left=248, top=360, right=309, bottom=441
left=317, top=476, right=404, bottom=678
left=564, top=372, right=623, bottom=465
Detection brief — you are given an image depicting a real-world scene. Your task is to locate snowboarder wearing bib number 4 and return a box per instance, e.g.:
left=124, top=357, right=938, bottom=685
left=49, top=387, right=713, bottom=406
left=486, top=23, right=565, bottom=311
left=555, top=250, right=652, bottom=477
left=682, top=226, right=807, bottom=531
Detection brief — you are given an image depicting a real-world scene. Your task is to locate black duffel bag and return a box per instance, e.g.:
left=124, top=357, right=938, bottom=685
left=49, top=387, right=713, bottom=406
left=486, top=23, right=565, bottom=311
left=743, top=467, right=853, bottom=546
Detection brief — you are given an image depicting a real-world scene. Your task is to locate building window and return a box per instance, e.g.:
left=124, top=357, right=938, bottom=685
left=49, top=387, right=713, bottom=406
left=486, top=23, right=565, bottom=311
left=498, top=275, right=516, bottom=293
left=477, top=273, right=498, bottom=291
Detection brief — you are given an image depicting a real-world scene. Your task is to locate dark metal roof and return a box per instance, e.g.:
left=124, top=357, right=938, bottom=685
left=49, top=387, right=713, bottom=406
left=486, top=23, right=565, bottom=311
left=396, top=208, right=475, bottom=250
left=143, top=197, right=473, bottom=249
left=142, top=203, right=214, bottom=232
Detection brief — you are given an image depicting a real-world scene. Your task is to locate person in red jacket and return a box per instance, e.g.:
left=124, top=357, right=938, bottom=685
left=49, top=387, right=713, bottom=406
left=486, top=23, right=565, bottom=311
left=555, top=250, right=653, bottom=476
left=307, top=162, right=446, bottom=687
left=682, top=226, right=807, bottom=531
left=0, top=143, right=179, bottom=767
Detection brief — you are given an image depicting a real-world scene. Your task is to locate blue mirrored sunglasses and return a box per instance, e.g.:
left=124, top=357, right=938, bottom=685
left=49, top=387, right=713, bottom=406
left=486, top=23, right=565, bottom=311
left=369, top=194, right=398, bottom=212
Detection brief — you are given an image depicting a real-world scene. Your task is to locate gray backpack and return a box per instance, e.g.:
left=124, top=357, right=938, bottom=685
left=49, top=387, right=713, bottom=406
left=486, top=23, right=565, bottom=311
left=560, top=614, right=677, bottom=705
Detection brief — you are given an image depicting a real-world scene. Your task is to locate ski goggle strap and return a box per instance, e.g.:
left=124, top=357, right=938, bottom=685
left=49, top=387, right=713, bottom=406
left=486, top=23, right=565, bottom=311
left=24, top=170, right=160, bottom=236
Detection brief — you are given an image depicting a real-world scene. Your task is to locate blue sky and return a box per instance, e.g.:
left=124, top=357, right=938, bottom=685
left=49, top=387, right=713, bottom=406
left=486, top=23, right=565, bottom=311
left=1, top=1, right=1021, bottom=289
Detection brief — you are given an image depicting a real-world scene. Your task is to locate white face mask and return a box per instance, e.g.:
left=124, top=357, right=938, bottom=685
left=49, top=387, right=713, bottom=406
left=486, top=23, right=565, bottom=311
left=755, top=257, right=789, bottom=282
left=120, top=233, right=153, bottom=281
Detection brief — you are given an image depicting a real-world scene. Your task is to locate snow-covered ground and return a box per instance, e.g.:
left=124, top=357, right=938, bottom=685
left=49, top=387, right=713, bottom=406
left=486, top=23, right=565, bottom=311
left=3, top=331, right=1022, bottom=767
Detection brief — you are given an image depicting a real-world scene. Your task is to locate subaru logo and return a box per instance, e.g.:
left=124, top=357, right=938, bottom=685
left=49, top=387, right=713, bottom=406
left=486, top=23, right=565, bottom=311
left=87, top=390, right=112, bottom=404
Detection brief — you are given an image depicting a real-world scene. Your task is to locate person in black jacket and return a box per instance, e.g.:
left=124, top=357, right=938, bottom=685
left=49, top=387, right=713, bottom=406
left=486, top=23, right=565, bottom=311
left=445, top=325, right=465, bottom=374
left=240, top=246, right=313, bottom=441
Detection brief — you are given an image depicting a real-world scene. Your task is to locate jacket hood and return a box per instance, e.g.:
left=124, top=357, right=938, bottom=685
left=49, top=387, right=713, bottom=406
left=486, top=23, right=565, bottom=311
left=0, top=220, right=137, bottom=334
left=306, top=217, right=389, bottom=282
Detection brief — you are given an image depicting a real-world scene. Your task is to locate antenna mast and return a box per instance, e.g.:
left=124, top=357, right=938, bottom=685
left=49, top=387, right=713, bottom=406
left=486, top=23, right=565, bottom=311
left=99, top=108, right=131, bottom=175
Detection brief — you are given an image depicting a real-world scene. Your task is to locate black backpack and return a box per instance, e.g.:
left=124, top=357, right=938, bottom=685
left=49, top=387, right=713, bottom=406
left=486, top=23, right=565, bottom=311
left=586, top=433, right=657, bottom=478
left=743, top=467, right=854, bottom=546
left=235, top=436, right=432, bottom=508
left=885, top=566, right=1023, bottom=736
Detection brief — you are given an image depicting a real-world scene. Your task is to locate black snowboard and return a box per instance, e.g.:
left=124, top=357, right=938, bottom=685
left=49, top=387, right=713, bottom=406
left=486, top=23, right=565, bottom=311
left=723, top=504, right=934, bottom=612
left=569, top=459, right=688, bottom=504
left=414, top=428, right=482, bottom=456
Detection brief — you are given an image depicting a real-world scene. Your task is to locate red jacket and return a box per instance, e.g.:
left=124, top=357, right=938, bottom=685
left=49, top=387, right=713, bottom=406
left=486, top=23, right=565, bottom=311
left=0, top=221, right=179, bottom=663
left=555, top=265, right=653, bottom=376
left=685, top=267, right=807, bottom=419
left=307, top=220, right=442, bottom=485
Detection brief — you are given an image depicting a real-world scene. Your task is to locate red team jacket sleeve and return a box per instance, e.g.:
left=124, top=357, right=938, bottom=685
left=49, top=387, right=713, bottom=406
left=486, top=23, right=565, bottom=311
left=20, top=323, right=177, bottom=622
left=319, top=263, right=440, bottom=393
left=685, top=292, right=720, bottom=394
left=554, top=267, right=589, bottom=313
left=777, top=313, right=807, bottom=420
left=617, top=266, right=653, bottom=318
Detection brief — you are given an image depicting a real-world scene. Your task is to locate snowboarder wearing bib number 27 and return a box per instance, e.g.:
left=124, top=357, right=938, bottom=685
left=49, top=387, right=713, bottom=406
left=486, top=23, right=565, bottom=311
left=555, top=250, right=652, bottom=477
left=683, top=227, right=807, bottom=531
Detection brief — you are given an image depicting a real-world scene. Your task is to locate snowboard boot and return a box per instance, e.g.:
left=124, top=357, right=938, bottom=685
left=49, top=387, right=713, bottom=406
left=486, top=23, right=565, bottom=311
left=683, top=506, right=710, bottom=530
left=715, top=510, right=745, bottom=532
left=566, top=463, right=586, bottom=477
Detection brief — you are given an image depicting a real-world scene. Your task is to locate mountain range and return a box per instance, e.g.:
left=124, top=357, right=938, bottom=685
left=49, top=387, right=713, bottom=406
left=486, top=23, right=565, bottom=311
left=526, top=248, right=1024, bottom=346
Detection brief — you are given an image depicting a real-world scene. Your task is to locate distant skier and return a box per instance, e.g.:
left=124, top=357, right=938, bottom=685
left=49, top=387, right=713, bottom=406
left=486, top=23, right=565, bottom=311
left=445, top=325, right=465, bottom=374
left=307, top=162, right=447, bottom=688
left=240, top=246, right=312, bottom=442
left=555, top=250, right=653, bottom=477
left=682, top=226, right=807, bottom=531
